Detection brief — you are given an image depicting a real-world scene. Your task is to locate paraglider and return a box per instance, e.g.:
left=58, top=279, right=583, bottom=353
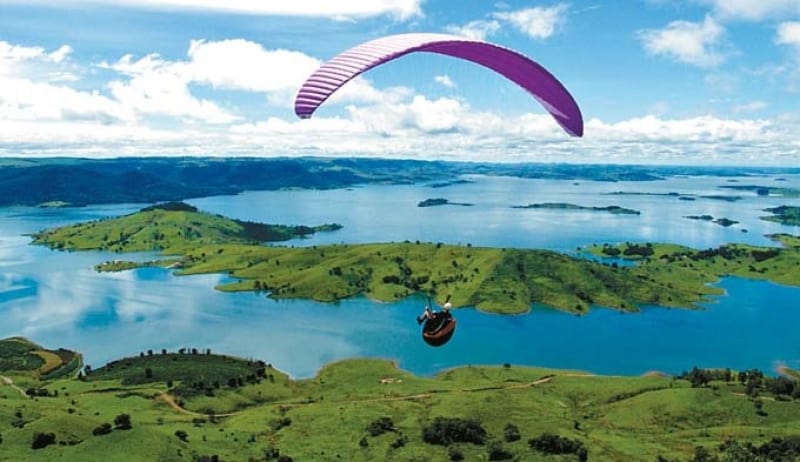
left=417, top=296, right=456, bottom=347
left=294, top=32, right=583, bottom=137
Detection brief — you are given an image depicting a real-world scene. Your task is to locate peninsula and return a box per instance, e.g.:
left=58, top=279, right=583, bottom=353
left=30, top=205, right=800, bottom=315
left=761, top=205, right=800, bottom=226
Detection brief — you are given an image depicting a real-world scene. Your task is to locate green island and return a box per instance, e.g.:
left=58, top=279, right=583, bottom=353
left=30, top=203, right=800, bottom=315
left=512, top=202, right=640, bottom=215
left=2, top=337, right=800, bottom=461
left=417, top=198, right=474, bottom=207
left=719, top=184, right=800, bottom=198
left=684, top=215, right=740, bottom=227
left=761, top=205, right=800, bottom=226
left=607, top=191, right=742, bottom=202
left=30, top=202, right=342, bottom=254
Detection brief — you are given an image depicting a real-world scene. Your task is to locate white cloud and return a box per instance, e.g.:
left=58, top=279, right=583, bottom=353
left=434, top=74, right=456, bottom=88
left=733, top=101, right=768, bottom=112
left=638, top=15, right=727, bottom=67
left=694, top=0, right=800, bottom=21
left=186, top=39, right=321, bottom=92
left=0, top=41, right=74, bottom=77
left=445, top=20, right=501, bottom=40
left=776, top=21, right=800, bottom=47
left=101, top=53, right=238, bottom=124
left=10, top=0, right=423, bottom=20
left=493, top=4, right=569, bottom=40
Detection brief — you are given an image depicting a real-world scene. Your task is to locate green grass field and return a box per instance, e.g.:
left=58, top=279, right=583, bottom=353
left=2, top=339, right=799, bottom=461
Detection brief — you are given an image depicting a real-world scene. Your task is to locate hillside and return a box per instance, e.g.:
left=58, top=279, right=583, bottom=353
left=1, top=339, right=799, bottom=461
left=0, top=337, right=82, bottom=380
left=30, top=202, right=341, bottom=253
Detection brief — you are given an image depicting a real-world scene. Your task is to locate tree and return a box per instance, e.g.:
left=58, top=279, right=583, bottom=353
left=503, top=423, right=521, bottom=442
left=175, top=429, right=188, bottom=442
left=92, top=423, right=112, bottom=436
left=31, top=432, right=56, bottom=450
left=114, top=413, right=132, bottom=430
left=488, top=441, right=514, bottom=460
left=422, top=417, right=487, bottom=445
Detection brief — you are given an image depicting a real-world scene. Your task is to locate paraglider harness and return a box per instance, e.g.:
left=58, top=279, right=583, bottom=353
left=417, top=297, right=456, bottom=347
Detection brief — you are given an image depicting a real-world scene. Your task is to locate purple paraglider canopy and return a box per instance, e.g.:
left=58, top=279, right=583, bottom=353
left=294, top=33, right=583, bottom=137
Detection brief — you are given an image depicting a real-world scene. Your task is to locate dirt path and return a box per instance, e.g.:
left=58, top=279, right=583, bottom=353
left=1, top=375, right=29, bottom=398
left=155, top=374, right=558, bottom=417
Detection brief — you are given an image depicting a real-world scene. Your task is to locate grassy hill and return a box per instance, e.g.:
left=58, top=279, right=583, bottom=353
left=31, top=202, right=341, bottom=254
left=0, top=337, right=82, bottom=380
left=1, top=339, right=799, bottom=461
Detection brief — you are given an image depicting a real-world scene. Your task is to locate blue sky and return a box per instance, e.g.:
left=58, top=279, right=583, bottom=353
left=0, top=0, right=798, bottom=165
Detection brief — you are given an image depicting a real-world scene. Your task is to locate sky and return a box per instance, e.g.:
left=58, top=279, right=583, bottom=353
left=0, top=0, right=799, bottom=165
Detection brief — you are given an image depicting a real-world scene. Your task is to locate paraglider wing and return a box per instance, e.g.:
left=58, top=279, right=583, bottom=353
left=294, top=33, right=583, bottom=137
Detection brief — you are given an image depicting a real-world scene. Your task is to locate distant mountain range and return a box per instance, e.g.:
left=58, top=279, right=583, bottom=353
left=1, top=156, right=798, bottom=207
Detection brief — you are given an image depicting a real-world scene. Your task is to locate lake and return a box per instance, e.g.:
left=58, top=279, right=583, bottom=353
left=1, top=174, right=799, bottom=377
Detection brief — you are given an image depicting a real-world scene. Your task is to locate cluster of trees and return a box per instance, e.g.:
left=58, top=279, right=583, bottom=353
left=25, top=387, right=56, bottom=398
left=422, top=417, right=487, bottom=446
left=93, top=413, right=132, bottom=436
left=31, top=432, right=56, bottom=450
left=528, top=433, right=588, bottom=461
left=367, top=417, right=396, bottom=437
left=660, top=436, right=800, bottom=462
left=679, top=366, right=799, bottom=399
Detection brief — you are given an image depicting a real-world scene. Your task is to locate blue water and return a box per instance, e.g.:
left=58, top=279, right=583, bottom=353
left=1, top=174, right=799, bottom=377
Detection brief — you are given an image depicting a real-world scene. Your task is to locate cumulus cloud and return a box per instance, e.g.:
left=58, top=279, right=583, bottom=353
left=694, top=0, right=800, bottom=21
left=638, top=15, right=727, bottom=67
left=445, top=19, right=501, bottom=40
left=446, top=4, right=569, bottom=41
left=100, top=53, right=238, bottom=124
left=493, top=4, right=569, bottom=40
left=9, top=0, right=424, bottom=20
left=434, top=74, right=456, bottom=88
left=776, top=21, right=800, bottom=47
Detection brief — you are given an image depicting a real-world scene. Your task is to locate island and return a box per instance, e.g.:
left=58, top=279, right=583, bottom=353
left=1, top=336, right=799, bottom=462
left=512, top=202, right=640, bottom=215
left=417, top=198, right=474, bottom=207
left=761, top=205, right=800, bottom=226
left=719, top=184, right=800, bottom=198
left=684, top=215, right=740, bottom=227
left=607, top=191, right=742, bottom=202
left=31, top=202, right=343, bottom=253
left=30, top=205, right=800, bottom=316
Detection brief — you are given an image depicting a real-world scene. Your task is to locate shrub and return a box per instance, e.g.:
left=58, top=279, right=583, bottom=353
left=367, top=417, right=396, bottom=437
left=92, top=423, right=112, bottom=436
left=114, top=413, right=132, bottom=430
left=488, top=441, right=514, bottom=460
left=529, top=433, right=587, bottom=461
left=175, top=430, right=188, bottom=442
left=448, top=447, right=464, bottom=461
left=422, top=417, right=487, bottom=446
left=503, top=423, right=520, bottom=442
left=31, top=432, right=56, bottom=450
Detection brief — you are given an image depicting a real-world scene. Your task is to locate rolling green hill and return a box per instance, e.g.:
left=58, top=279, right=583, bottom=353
left=31, top=202, right=341, bottom=254
left=1, top=339, right=799, bottom=461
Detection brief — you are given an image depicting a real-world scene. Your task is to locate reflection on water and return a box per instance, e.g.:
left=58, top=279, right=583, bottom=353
left=0, top=175, right=799, bottom=377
